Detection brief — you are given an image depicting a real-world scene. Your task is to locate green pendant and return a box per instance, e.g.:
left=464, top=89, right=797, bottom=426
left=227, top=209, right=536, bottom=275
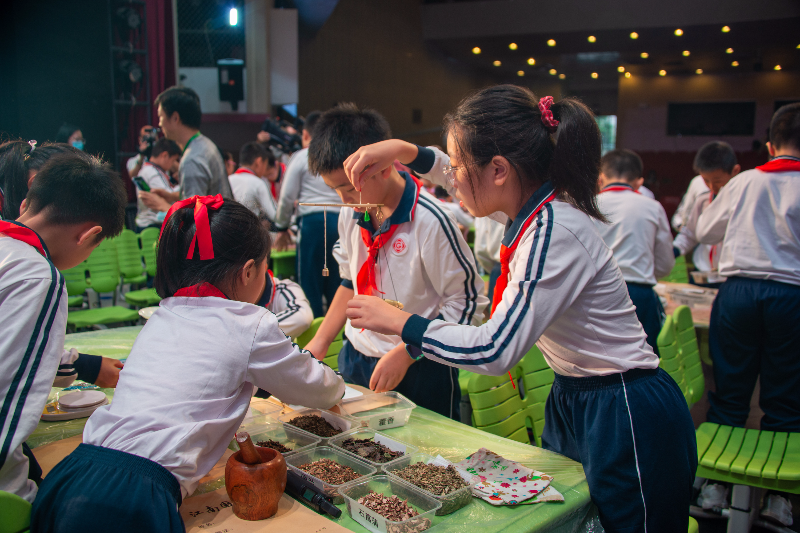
left=364, top=211, right=370, bottom=222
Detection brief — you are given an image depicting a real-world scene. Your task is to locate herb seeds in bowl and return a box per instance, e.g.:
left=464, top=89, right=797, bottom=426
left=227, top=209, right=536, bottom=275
left=341, top=437, right=404, bottom=463
left=256, top=439, right=292, bottom=454
left=288, top=414, right=342, bottom=437
left=297, top=458, right=361, bottom=485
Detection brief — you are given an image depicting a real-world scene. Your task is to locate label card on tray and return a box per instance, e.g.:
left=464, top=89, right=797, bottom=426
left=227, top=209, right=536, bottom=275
left=351, top=501, right=388, bottom=533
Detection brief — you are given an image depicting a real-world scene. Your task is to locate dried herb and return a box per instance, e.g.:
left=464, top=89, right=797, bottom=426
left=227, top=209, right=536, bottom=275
left=255, top=439, right=292, bottom=454
left=393, top=463, right=468, bottom=496
left=340, top=437, right=404, bottom=463
left=297, top=458, right=360, bottom=485
left=288, top=414, right=342, bottom=437
left=357, top=491, right=419, bottom=522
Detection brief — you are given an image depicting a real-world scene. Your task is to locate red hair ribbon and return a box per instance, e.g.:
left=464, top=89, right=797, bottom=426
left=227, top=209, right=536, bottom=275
left=159, top=194, right=225, bottom=260
left=538, top=96, right=559, bottom=133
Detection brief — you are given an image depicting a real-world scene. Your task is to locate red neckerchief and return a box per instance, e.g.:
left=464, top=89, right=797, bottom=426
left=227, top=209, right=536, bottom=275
left=756, top=156, right=800, bottom=173
left=264, top=270, right=276, bottom=307
left=173, top=282, right=228, bottom=299
left=0, top=220, right=48, bottom=258
left=234, top=167, right=256, bottom=176
left=269, top=163, right=285, bottom=200
left=355, top=176, right=422, bottom=296
left=491, top=190, right=557, bottom=316
left=600, top=183, right=640, bottom=194
left=707, top=192, right=720, bottom=269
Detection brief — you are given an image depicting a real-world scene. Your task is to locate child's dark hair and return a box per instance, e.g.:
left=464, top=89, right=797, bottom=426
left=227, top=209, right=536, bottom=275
left=444, top=85, right=604, bottom=221
left=239, top=141, right=270, bottom=167
left=303, top=111, right=322, bottom=136
left=0, top=140, right=79, bottom=219
left=307, top=103, right=391, bottom=175
left=601, top=149, right=643, bottom=183
left=154, top=200, right=271, bottom=299
left=26, top=152, right=127, bottom=241
left=155, top=86, right=202, bottom=130
left=151, top=138, right=181, bottom=159
left=55, top=123, right=80, bottom=143
left=433, top=186, right=450, bottom=199
left=769, top=102, right=800, bottom=152
left=693, top=141, right=737, bottom=174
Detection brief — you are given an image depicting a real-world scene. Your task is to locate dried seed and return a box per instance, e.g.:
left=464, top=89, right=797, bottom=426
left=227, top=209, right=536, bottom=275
left=288, top=414, right=342, bottom=437
left=297, top=458, right=360, bottom=485
left=340, top=437, right=404, bottom=463
left=255, top=439, right=292, bottom=454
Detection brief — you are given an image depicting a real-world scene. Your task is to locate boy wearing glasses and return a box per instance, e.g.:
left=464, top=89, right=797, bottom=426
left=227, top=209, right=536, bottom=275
left=301, top=104, right=487, bottom=420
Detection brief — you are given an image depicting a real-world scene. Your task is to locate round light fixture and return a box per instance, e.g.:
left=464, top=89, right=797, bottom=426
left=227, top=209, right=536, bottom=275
left=722, top=26, right=730, bottom=33
left=472, top=47, right=481, bottom=55
left=547, top=39, right=556, bottom=47
left=549, top=68, right=557, bottom=75
left=559, top=73, right=566, bottom=79
left=527, top=57, right=535, bottom=65
left=618, top=65, right=625, bottom=72
left=726, top=48, right=734, bottom=54
left=641, top=52, right=649, bottom=59
left=493, top=60, right=501, bottom=66
left=591, top=72, right=599, bottom=79
left=774, top=65, right=782, bottom=71
left=674, top=29, right=683, bottom=36
left=659, top=70, right=667, bottom=76
left=695, top=69, right=703, bottom=74
left=517, top=70, right=525, bottom=76
left=682, top=50, right=691, bottom=57
left=588, top=35, right=596, bottom=43
left=731, top=61, right=739, bottom=67
left=630, top=32, right=639, bottom=39
left=509, top=43, right=518, bottom=50
left=624, top=72, right=631, bottom=78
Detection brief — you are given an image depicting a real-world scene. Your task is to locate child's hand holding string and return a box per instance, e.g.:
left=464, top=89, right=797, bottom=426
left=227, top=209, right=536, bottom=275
left=346, top=295, right=410, bottom=336
left=343, top=140, right=420, bottom=192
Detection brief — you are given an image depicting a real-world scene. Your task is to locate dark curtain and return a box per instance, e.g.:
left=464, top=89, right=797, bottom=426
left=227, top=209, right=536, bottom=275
left=146, top=0, right=177, bottom=124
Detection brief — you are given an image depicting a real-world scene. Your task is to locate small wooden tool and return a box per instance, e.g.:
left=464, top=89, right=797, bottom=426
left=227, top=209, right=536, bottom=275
left=225, top=431, right=287, bottom=521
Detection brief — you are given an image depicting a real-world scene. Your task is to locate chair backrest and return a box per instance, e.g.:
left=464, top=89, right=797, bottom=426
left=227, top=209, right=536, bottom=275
left=140, top=227, right=160, bottom=277
left=60, top=261, right=89, bottom=296
left=116, top=229, right=145, bottom=279
left=517, top=347, right=555, bottom=446
left=294, top=317, right=342, bottom=371
left=0, top=489, right=31, bottom=533
left=85, top=238, right=121, bottom=293
left=674, top=305, right=704, bottom=405
left=657, top=315, right=690, bottom=404
left=271, top=250, right=296, bottom=280
left=295, top=317, right=323, bottom=348
left=659, top=255, right=689, bottom=283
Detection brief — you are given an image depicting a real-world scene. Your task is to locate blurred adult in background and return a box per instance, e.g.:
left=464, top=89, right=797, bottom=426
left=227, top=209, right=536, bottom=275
left=54, top=123, right=84, bottom=151
left=138, top=86, right=232, bottom=214
left=223, top=151, right=237, bottom=176
left=126, top=125, right=157, bottom=178
left=134, top=138, right=181, bottom=231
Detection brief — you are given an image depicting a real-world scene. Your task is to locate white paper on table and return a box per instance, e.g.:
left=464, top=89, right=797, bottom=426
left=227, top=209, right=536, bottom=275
left=342, top=386, right=365, bottom=403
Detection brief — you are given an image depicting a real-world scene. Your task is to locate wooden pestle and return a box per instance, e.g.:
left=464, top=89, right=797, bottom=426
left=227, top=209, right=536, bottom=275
left=235, top=432, right=263, bottom=464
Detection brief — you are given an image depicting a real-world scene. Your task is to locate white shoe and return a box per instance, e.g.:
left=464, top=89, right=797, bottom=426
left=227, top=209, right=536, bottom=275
left=697, top=483, right=729, bottom=510
left=760, top=494, right=793, bottom=527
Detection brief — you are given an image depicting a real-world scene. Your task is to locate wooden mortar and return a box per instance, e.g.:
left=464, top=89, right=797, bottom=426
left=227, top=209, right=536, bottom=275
left=225, top=432, right=287, bottom=520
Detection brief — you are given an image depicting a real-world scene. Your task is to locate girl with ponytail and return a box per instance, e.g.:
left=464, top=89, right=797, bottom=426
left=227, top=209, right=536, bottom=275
left=342, top=85, right=696, bottom=532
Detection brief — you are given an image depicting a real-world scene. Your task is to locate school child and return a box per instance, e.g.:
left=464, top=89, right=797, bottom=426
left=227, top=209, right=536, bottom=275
left=256, top=270, right=314, bottom=338
left=263, top=151, right=286, bottom=201
left=671, top=175, right=709, bottom=232
left=134, top=138, right=182, bottom=231
left=693, top=103, right=800, bottom=525
left=672, top=142, right=739, bottom=279
left=302, top=103, right=487, bottom=421
left=342, top=86, right=697, bottom=532
left=228, top=141, right=277, bottom=224
left=0, top=151, right=128, bottom=502
left=473, top=215, right=505, bottom=307
left=594, top=149, right=674, bottom=354
left=31, top=197, right=345, bottom=533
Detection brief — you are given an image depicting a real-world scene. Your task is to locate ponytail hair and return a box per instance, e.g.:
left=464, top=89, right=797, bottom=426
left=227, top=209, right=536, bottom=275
left=154, top=200, right=271, bottom=299
left=444, top=85, right=605, bottom=221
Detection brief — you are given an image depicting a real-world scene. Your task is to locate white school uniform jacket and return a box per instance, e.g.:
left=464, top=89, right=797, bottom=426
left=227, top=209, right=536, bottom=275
left=671, top=175, right=710, bottom=232
left=135, top=162, right=180, bottom=228
left=696, top=156, right=800, bottom=286
left=594, top=183, right=675, bottom=285
left=0, top=225, right=82, bottom=502
left=333, top=172, right=488, bottom=359
left=672, top=191, right=720, bottom=272
left=257, top=274, right=314, bottom=338
left=83, top=293, right=344, bottom=499
left=228, top=168, right=277, bottom=222
left=274, top=148, right=341, bottom=231
left=473, top=216, right=505, bottom=273
left=403, top=146, right=658, bottom=377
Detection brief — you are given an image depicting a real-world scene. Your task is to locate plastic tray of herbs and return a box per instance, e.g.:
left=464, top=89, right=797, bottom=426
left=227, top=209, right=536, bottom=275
left=383, top=452, right=478, bottom=516
left=338, top=474, right=441, bottom=533
left=345, top=391, right=417, bottom=430
left=328, top=428, right=418, bottom=473
left=229, top=422, right=320, bottom=457
left=278, top=407, right=358, bottom=445
left=284, top=446, right=376, bottom=504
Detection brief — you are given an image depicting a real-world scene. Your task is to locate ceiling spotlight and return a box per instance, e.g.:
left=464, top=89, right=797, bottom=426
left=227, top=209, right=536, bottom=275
left=731, top=61, right=739, bottom=67
left=472, top=47, right=481, bottom=55
left=659, top=70, right=667, bottom=76
left=549, top=68, right=557, bottom=75
left=726, top=48, right=734, bottom=54
left=509, top=43, right=518, bottom=50
left=591, top=72, right=599, bottom=79
left=517, top=70, right=525, bottom=76
left=493, top=60, right=501, bottom=66
left=774, top=65, right=782, bottom=71
left=682, top=50, right=690, bottom=57
left=547, top=39, right=556, bottom=47
left=630, top=32, right=639, bottom=39
left=674, top=29, right=683, bottom=36
left=618, top=66, right=625, bottom=72
left=641, top=52, right=649, bottom=59
left=229, top=7, right=238, bottom=26
left=559, top=73, right=566, bottom=79
left=624, top=72, right=631, bottom=78
left=722, top=25, right=730, bottom=33
left=695, top=69, right=703, bottom=74
left=588, top=35, right=596, bottom=43
left=527, top=57, right=536, bottom=65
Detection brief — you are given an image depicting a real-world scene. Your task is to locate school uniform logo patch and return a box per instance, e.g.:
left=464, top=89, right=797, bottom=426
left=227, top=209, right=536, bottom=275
left=392, top=237, right=408, bottom=256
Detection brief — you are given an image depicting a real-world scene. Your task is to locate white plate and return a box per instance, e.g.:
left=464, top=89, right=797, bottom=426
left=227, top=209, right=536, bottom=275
left=58, top=390, right=107, bottom=409
left=139, top=306, right=159, bottom=319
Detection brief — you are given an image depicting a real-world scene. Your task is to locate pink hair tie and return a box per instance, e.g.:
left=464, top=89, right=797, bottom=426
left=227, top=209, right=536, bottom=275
left=538, top=96, right=559, bottom=133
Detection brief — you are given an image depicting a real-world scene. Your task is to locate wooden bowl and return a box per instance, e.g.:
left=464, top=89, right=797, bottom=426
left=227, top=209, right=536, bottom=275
left=225, top=447, right=287, bottom=521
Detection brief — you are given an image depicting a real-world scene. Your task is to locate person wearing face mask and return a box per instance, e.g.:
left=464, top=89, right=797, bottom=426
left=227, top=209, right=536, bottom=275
left=55, top=123, right=85, bottom=151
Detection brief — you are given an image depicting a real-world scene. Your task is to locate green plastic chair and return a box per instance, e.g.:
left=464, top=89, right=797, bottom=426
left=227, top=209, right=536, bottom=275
left=0, top=490, right=31, bottom=533
left=657, top=316, right=691, bottom=406
left=124, top=229, right=161, bottom=308
left=60, top=261, right=89, bottom=309
left=674, top=306, right=704, bottom=405
left=294, top=317, right=343, bottom=371
left=271, top=249, right=296, bottom=280
left=116, top=230, right=147, bottom=285
left=658, top=254, right=689, bottom=283
left=688, top=517, right=698, bottom=533
left=517, top=347, right=555, bottom=446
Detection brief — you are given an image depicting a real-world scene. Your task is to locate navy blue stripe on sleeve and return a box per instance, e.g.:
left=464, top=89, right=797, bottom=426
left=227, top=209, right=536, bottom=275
left=73, top=353, right=103, bottom=384
left=340, top=279, right=354, bottom=290
left=406, top=146, right=436, bottom=174
left=401, top=314, right=433, bottom=348
left=273, top=285, right=301, bottom=321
